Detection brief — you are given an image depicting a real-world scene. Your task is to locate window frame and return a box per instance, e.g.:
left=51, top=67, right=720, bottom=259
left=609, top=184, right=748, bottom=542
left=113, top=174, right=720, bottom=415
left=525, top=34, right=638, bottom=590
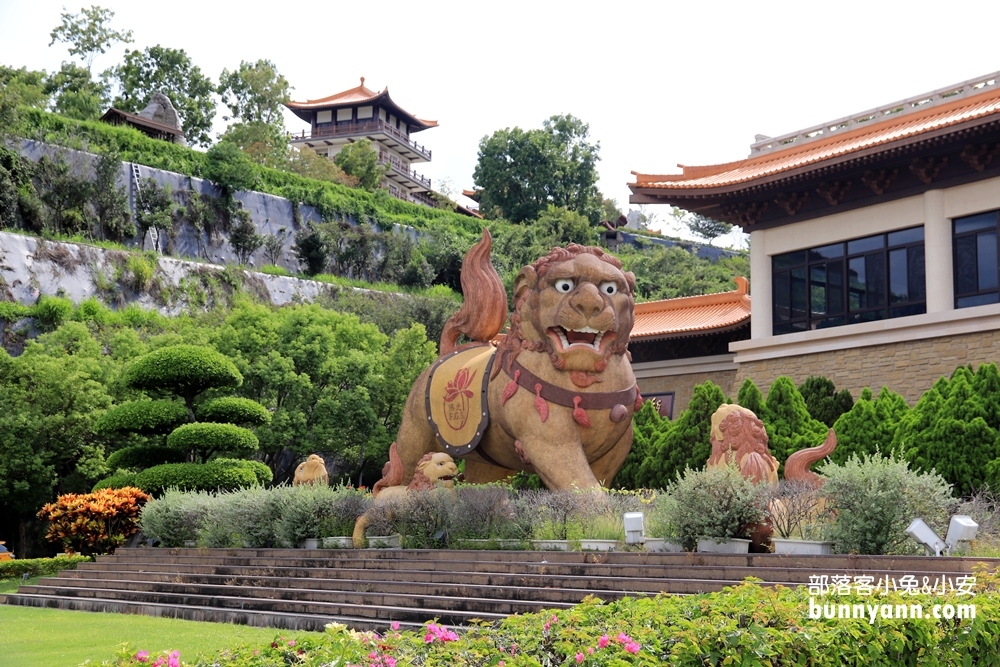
left=772, top=226, right=926, bottom=335
left=953, top=210, right=1000, bottom=309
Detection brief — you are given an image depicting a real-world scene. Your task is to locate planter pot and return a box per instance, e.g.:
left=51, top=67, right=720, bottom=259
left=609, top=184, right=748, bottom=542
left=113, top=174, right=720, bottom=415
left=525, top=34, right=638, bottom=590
left=697, top=537, right=751, bottom=554
left=580, top=539, right=621, bottom=552
left=771, top=538, right=834, bottom=555
left=644, top=538, right=685, bottom=553
left=300, top=538, right=320, bottom=549
left=367, top=534, right=402, bottom=549
left=531, top=539, right=571, bottom=551
left=321, top=536, right=354, bottom=549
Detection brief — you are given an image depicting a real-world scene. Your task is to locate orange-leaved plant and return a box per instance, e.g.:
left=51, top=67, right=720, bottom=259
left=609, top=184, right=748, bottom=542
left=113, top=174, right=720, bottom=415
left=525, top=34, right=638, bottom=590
left=37, top=487, right=150, bottom=556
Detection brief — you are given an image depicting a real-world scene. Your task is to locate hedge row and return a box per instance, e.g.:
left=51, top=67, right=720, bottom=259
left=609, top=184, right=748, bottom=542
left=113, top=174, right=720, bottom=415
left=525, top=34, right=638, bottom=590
left=0, top=555, right=92, bottom=580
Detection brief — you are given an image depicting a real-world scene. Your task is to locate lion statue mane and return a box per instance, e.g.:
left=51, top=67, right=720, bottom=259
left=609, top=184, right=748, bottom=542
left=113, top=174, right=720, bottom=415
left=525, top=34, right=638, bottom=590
left=382, top=229, right=640, bottom=492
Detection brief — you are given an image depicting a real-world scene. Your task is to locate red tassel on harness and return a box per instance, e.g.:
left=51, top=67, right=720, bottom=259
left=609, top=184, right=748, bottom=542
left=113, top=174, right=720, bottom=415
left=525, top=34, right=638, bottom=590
left=534, top=383, right=549, bottom=422
left=572, top=396, right=591, bottom=428
left=502, top=370, right=520, bottom=406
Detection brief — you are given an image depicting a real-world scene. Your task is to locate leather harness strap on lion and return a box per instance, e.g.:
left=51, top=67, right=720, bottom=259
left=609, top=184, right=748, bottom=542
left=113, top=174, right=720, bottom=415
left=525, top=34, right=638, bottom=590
left=376, top=229, right=640, bottom=492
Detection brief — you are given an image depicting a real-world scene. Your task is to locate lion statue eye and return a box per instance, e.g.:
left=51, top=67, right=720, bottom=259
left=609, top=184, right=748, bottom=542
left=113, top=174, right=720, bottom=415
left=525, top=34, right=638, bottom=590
left=599, top=281, right=618, bottom=296
left=554, top=279, right=575, bottom=293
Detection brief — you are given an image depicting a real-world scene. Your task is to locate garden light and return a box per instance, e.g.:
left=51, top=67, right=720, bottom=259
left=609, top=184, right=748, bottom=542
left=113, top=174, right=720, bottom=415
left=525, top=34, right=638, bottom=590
left=624, top=512, right=645, bottom=544
left=906, top=515, right=978, bottom=556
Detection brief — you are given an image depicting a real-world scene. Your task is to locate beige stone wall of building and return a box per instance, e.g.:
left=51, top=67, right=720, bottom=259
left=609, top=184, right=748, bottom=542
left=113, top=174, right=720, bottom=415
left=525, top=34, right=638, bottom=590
left=734, top=330, right=1000, bottom=404
left=637, top=369, right=738, bottom=416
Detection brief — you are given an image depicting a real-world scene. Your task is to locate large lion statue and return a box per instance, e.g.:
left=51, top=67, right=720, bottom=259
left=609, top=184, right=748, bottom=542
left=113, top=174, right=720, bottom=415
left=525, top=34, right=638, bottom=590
left=353, top=448, right=459, bottom=547
left=384, top=230, right=640, bottom=491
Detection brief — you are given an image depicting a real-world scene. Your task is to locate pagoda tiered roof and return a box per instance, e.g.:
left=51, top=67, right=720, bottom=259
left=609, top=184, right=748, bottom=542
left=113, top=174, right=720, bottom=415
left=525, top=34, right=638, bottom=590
left=285, top=77, right=438, bottom=132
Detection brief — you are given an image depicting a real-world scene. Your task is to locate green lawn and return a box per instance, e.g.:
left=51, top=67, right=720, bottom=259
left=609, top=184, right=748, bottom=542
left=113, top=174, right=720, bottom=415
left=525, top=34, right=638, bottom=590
left=0, top=604, right=320, bottom=667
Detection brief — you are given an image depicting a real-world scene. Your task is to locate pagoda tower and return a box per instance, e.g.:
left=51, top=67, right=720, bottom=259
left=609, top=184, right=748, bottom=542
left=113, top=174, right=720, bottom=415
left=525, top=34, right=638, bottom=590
left=285, top=78, right=437, bottom=206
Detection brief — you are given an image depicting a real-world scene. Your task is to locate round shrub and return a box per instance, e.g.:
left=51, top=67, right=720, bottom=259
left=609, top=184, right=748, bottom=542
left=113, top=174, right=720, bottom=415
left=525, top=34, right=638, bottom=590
left=167, top=422, right=259, bottom=459
left=135, top=461, right=261, bottom=496
left=212, top=457, right=273, bottom=485
left=820, top=451, right=953, bottom=555
left=106, top=444, right=186, bottom=471
left=97, top=400, right=190, bottom=435
left=139, top=489, right=214, bottom=547
left=122, top=345, right=242, bottom=400
left=92, top=471, right=138, bottom=491
left=35, top=294, right=74, bottom=330
left=197, top=397, right=271, bottom=427
left=665, top=463, right=768, bottom=549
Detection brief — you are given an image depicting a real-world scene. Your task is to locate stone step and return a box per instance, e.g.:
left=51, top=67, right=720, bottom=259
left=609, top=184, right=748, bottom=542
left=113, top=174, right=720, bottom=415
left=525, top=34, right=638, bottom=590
left=28, top=578, right=583, bottom=615
left=103, top=547, right=998, bottom=573
left=2, top=593, right=422, bottom=633
left=15, top=584, right=510, bottom=626
left=50, top=569, right=739, bottom=598
left=75, top=557, right=979, bottom=586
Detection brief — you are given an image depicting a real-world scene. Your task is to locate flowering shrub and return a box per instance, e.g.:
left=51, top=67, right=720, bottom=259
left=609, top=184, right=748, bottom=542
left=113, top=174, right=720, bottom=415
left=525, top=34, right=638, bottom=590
left=37, top=487, right=150, bottom=555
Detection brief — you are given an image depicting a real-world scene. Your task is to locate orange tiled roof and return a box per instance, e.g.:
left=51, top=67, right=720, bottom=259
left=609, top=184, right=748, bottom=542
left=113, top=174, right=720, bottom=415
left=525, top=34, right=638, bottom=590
left=631, top=277, right=750, bottom=339
left=286, top=77, right=438, bottom=129
left=632, top=83, right=1000, bottom=191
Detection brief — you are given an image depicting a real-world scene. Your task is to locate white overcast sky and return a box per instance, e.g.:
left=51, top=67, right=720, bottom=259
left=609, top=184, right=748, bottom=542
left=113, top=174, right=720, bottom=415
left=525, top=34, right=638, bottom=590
left=2, top=0, right=999, bottom=242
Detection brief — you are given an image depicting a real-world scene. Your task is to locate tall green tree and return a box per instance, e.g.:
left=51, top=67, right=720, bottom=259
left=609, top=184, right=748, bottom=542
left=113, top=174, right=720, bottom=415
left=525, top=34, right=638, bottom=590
left=109, top=45, right=216, bottom=146
left=49, top=5, right=133, bottom=74
left=473, top=113, right=602, bottom=224
left=334, top=139, right=386, bottom=192
left=44, top=61, right=109, bottom=121
left=684, top=213, right=733, bottom=245
left=217, top=59, right=290, bottom=126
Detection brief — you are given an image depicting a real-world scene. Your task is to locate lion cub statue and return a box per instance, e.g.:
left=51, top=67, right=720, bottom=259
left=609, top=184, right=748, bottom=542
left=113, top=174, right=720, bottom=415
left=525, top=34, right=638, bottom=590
left=379, top=230, right=640, bottom=493
left=293, top=454, right=329, bottom=486
left=352, top=446, right=458, bottom=547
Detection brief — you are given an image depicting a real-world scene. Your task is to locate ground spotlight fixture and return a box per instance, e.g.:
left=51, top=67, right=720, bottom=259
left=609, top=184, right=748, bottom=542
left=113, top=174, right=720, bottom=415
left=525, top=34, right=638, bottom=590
left=624, top=512, right=645, bottom=545
left=906, top=515, right=978, bottom=556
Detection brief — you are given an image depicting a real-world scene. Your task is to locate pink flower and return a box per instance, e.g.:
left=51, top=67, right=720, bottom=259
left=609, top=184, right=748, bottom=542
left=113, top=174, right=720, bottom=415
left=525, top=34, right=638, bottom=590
left=384, top=658, right=397, bottom=667
left=424, top=633, right=434, bottom=643
left=624, top=641, right=641, bottom=654
left=616, top=632, right=631, bottom=644
left=168, top=651, right=180, bottom=667
left=135, top=651, right=149, bottom=663
left=576, top=652, right=585, bottom=663
left=598, top=635, right=610, bottom=648
left=151, top=659, right=164, bottom=667
left=543, top=622, right=550, bottom=631
left=391, top=621, right=400, bottom=631
left=288, top=640, right=296, bottom=647
left=551, top=614, right=558, bottom=622
left=587, top=647, right=594, bottom=655
left=498, top=662, right=505, bottom=667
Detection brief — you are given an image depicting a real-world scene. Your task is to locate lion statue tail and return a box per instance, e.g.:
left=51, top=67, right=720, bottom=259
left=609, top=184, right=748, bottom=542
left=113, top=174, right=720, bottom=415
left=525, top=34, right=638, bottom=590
left=439, top=228, right=508, bottom=355
left=372, top=442, right=405, bottom=498
left=784, top=429, right=837, bottom=487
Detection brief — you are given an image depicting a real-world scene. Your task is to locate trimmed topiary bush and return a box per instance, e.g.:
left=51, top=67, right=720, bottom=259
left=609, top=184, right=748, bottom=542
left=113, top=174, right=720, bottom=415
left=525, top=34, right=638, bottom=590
left=831, top=386, right=908, bottom=464
left=97, top=400, right=189, bottom=435
left=105, top=444, right=186, bottom=471
left=94, top=459, right=268, bottom=496
left=736, top=377, right=764, bottom=417
left=167, top=423, right=259, bottom=460
left=197, top=397, right=271, bottom=427
left=122, top=345, right=242, bottom=410
left=763, top=377, right=829, bottom=469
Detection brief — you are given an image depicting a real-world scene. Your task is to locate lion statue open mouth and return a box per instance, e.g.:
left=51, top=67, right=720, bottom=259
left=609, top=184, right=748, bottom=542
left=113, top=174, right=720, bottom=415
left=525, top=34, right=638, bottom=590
left=379, top=230, right=640, bottom=492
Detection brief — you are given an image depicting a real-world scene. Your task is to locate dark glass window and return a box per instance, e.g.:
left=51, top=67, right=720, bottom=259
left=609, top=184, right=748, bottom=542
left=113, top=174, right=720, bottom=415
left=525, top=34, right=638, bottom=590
left=772, top=226, right=925, bottom=334
left=954, top=210, right=1000, bottom=308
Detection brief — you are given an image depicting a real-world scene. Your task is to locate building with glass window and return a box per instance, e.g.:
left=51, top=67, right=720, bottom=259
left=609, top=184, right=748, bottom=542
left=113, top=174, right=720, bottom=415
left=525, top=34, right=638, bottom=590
left=629, top=72, right=1000, bottom=403
left=285, top=78, right=438, bottom=207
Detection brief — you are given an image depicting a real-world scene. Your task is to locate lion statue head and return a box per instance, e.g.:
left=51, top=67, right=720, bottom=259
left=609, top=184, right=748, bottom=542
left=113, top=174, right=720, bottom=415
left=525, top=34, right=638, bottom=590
left=406, top=452, right=459, bottom=491
left=707, top=404, right=779, bottom=485
left=502, top=244, right=636, bottom=377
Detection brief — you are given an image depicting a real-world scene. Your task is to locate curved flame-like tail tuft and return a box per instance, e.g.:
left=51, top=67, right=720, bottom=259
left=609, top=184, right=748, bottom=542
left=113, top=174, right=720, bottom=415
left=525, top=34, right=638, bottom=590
left=784, top=429, right=838, bottom=487
left=439, top=229, right=508, bottom=354
left=372, top=442, right=404, bottom=497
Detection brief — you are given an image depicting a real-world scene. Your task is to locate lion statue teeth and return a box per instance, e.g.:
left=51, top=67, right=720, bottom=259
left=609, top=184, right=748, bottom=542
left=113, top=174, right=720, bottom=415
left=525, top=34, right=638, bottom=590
left=380, top=229, right=640, bottom=492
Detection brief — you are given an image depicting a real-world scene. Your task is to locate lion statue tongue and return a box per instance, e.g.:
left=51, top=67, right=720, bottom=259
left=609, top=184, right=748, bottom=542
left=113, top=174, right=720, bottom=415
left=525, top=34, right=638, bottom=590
left=375, top=229, right=641, bottom=492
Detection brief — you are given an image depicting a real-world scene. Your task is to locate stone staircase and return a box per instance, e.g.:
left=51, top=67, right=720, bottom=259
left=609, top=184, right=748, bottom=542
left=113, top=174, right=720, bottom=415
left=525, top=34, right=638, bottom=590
left=2, top=548, right=995, bottom=632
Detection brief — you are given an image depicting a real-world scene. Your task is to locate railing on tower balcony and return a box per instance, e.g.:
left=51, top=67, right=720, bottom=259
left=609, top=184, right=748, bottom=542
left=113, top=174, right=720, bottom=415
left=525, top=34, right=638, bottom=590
left=379, top=152, right=432, bottom=190
left=288, top=120, right=431, bottom=160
